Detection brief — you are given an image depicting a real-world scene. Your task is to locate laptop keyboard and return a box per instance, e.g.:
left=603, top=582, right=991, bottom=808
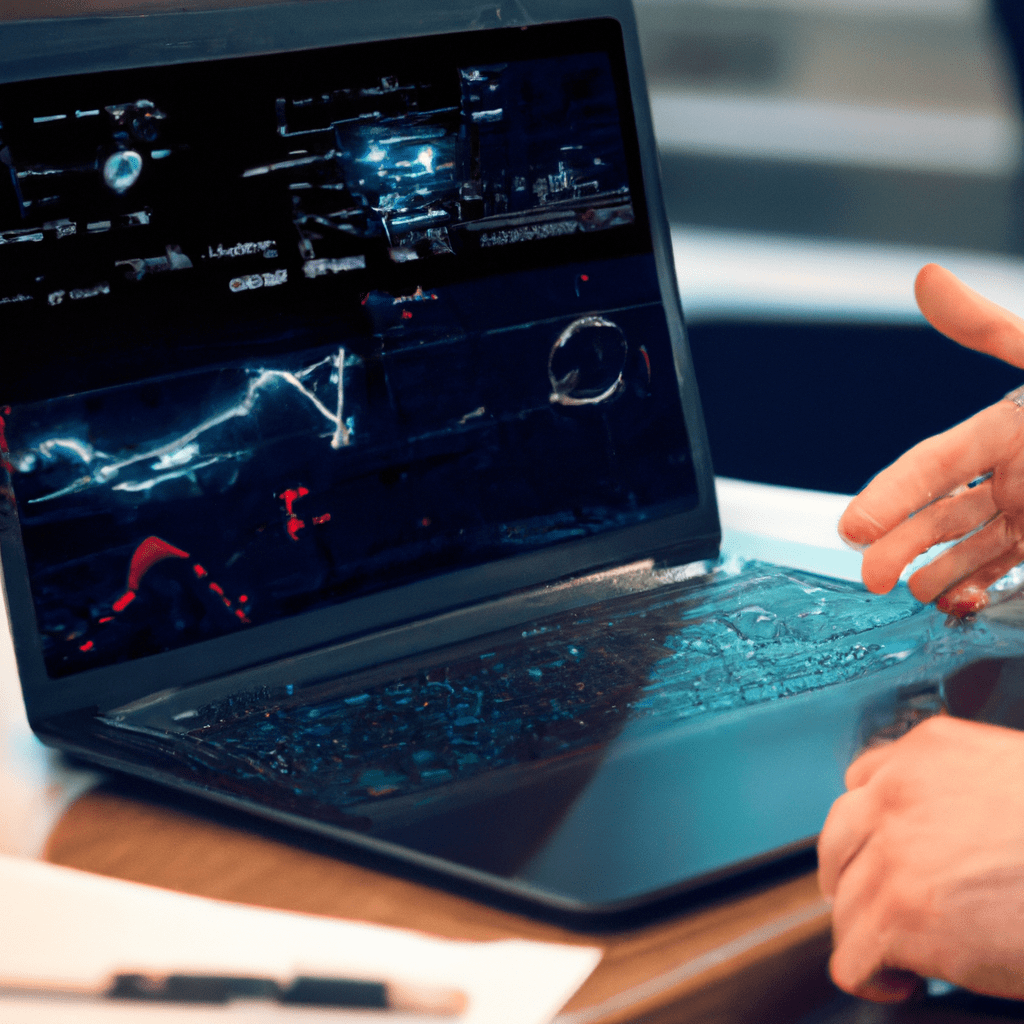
left=140, top=558, right=963, bottom=813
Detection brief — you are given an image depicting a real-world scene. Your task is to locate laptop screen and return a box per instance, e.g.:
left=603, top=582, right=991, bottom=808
left=0, top=18, right=703, bottom=681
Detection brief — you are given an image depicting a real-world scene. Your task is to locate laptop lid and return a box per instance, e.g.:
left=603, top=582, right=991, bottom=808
left=0, top=0, right=719, bottom=733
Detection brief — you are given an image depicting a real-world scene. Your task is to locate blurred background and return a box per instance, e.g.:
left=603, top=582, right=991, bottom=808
left=638, top=0, right=1024, bottom=493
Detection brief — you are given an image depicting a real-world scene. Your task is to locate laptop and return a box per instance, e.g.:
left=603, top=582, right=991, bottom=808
left=2, top=0, right=1016, bottom=920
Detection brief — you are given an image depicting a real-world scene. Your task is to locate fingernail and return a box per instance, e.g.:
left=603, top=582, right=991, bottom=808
left=960, top=590, right=990, bottom=616
left=937, top=588, right=989, bottom=617
left=867, top=969, right=924, bottom=1002
left=837, top=527, right=868, bottom=552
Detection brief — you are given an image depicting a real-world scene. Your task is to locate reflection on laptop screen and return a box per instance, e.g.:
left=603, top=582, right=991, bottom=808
left=0, top=20, right=699, bottom=678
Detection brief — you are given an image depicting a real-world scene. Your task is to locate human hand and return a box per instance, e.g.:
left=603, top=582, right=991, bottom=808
left=818, top=714, right=1024, bottom=1002
left=838, top=263, right=1024, bottom=615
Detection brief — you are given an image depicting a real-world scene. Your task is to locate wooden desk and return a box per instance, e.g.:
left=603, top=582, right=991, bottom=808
left=43, top=780, right=836, bottom=1024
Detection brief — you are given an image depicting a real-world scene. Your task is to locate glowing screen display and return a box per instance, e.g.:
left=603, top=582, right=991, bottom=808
left=0, top=21, right=699, bottom=677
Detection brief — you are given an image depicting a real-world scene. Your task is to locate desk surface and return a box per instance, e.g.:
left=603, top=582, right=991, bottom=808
left=44, top=780, right=836, bottom=1024
left=45, top=781, right=1024, bottom=1024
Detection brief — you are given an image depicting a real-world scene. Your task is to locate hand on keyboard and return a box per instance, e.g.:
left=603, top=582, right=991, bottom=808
left=819, top=714, right=1024, bottom=1002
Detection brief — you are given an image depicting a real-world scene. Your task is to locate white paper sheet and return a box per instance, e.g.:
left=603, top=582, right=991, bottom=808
left=0, top=854, right=601, bottom=1024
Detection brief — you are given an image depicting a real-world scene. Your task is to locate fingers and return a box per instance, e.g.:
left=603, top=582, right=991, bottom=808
left=822, top=717, right=1024, bottom=1004
left=916, top=263, right=1024, bottom=369
left=856, top=478, right=998, bottom=595
left=839, top=402, right=1022, bottom=552
left=934, top=544, right=1024, bottom=614
left=840, top=262, right=1024, bottom=555
left=832, top=951, right=923, bottom=1003
left=818, top=746, right=896, bottom=899
left=908, top=513, right=1024, bottom=604
left=825, top=775, right=930, bottom=1004
left=818, top=787, right=876, bottom=899
left=826, top=823, right=924, bottom=1003
left=935, top=581, right=990, bottom=617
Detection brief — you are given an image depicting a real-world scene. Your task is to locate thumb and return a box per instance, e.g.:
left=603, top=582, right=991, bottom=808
left=915, top=263, right=1024, bottom=371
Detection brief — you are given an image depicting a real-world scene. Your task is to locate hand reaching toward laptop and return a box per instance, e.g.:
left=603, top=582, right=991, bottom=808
left=838, top=263, right=1024, bottom=616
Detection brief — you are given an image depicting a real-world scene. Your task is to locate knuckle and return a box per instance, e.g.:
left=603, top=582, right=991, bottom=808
left=882, top=882, right=928, bottom=935
left=917, top=435, right=961, bottom=479
left=914, top=713, right=957, bottom=744
left=913, top=713, right=943, bottom=736
left=990, top=515, right=1014, bottom=549
left=872, top=768, right=906, bottom=812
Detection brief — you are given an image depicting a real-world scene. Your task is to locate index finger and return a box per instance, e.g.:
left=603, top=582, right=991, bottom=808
left=916, top=263, right=1024, bottom=368
left=839, top=401, right=1021, bottom=548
